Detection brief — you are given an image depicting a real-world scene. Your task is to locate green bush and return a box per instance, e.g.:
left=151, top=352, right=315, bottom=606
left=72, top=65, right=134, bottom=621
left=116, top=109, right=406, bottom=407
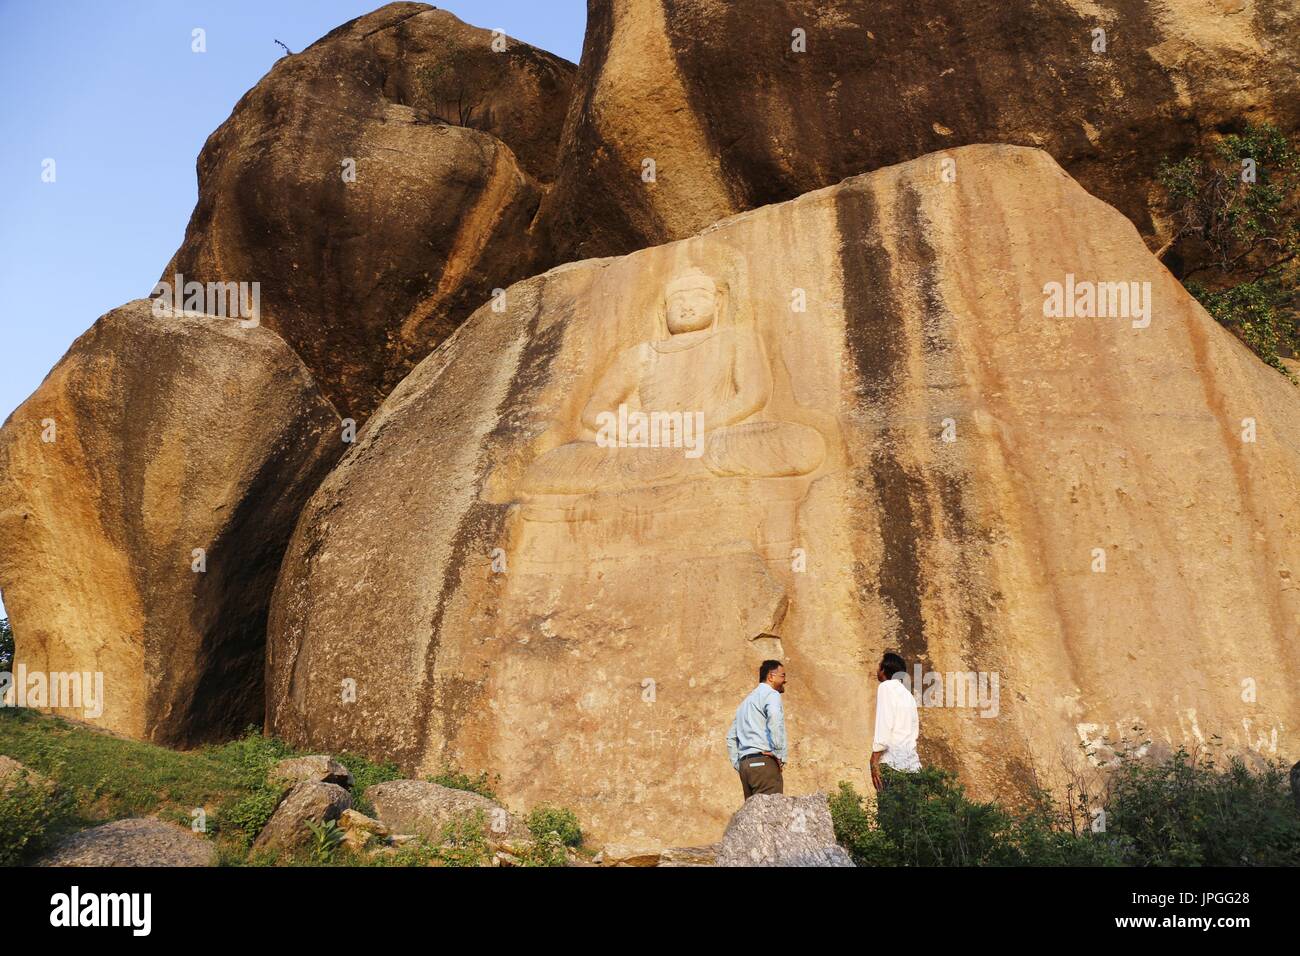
left=526, top=804, right=583, bottom=848
left=426, top=767, right=498, bottom=800
left=305, top=818, right=345, bottom=864
left=1102, top=746, right=1300, bottom=866
left=521, top=831, right=568, bottom=867
left=216, top=787, right=282, bottom=848
left=830, top=770, right=1123, bottom=866
left=0, top=772, right=74, bottom=865
left=831, top=747, right=1299, bottom=867
left=828, top=781, right=899, bottom=866
left=0, top=617, right=13, bottom=670
left=435, top=810, right=493, bottom=867
left=1157, top=121, right=1299, bottom=376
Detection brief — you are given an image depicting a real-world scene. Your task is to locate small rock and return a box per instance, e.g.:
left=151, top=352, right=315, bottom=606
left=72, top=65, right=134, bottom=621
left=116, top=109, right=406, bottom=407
left=338, top=808, right=388, bottom=850
left=599, top=843, right=663, bottom=867
left=339, top=807, right=388, bottom=835
left=659, top=844, right=718, bottom=867
left=252, top=781, right=351, bottom=852
left=268, top=755, right=353, bottom=791
left=37, top=818, right=215, bottom=867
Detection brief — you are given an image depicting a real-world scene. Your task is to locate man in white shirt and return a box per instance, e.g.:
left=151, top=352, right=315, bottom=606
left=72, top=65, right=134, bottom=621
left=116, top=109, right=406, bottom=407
left=870, top=652, right=921, bottom=792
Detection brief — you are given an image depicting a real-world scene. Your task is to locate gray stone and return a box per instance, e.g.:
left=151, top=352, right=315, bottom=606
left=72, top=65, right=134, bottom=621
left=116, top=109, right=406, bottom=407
left=715, top=793, right=854, bottom=867
left=598, top=843, right=663, bottom=867
left=37, top=818, right=215, bottom=867
left=252, top=781, right=350, bottom=852
left=367, top=779, right=529, bottom=846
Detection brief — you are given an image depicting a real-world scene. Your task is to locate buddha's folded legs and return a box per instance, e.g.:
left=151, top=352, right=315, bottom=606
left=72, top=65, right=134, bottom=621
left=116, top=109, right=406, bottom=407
left=520, top=420, right=827, bottom=496
left=519, top=441, right=710, bottom=495
left=703, top=420, right=826, bottom=478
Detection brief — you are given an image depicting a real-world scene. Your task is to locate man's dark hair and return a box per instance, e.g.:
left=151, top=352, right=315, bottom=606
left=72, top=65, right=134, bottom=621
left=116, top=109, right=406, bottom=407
left=759, top=659, right=783, bottom=683
left=880, top=652, right=907, bottom=678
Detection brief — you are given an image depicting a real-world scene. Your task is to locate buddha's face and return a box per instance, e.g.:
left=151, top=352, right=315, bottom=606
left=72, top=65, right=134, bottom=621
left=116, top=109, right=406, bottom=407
left=665, top=283, right=717, bottom=334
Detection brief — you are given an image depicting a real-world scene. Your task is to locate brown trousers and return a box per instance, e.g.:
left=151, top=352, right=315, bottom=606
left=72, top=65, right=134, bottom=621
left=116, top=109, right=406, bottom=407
left=738, top=753, right=784, bottom=799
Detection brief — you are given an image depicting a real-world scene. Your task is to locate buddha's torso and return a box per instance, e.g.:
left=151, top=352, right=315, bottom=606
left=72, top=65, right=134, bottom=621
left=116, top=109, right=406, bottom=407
left=636, top=328, right=738, bottom=414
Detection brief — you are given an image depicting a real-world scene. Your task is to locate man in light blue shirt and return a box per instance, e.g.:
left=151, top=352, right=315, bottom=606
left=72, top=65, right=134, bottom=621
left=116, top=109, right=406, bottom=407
left=726, top=658, right=788, bottom=799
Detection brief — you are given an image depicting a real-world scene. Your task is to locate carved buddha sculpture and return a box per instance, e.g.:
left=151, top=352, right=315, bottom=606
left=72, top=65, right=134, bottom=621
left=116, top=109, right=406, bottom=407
left=520, top=269, right=825, bottom=496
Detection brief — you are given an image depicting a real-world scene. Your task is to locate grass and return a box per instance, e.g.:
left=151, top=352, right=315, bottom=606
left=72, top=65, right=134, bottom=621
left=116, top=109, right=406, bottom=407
left=0, top=707, right=579, bottom=866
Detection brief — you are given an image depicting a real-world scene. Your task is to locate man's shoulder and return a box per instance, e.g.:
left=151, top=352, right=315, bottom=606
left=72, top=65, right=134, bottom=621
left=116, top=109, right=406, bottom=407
left=883, top=678, right=916, bottom=703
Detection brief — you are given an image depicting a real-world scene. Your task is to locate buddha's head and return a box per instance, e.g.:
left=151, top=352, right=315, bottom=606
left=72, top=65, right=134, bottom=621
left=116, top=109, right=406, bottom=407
left=665, top=270, right=719, bottom=334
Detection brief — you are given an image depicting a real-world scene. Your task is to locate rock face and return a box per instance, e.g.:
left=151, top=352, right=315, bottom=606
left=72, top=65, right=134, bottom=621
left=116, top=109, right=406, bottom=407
left=716, top=793, right=853, bottom=867
left=537, top=0, right=1300, bottom=263
left=366, top=780, right=529, bottom=845
left=0, top=299, right=342, bottom=745
left=268, top=144, right=1300, bottom=846
left=164, top=2, right=576, bottom=420
left=37, top=818, right=216, bottom=867
left=253, top=781, right=352, bottom=852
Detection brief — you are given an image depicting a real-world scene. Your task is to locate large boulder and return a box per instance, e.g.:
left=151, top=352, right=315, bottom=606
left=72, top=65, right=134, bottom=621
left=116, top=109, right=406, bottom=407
left=716, top=793, right=854, bottom=867
left=0, top=299, right=342, bottom=744
left=37, top=818, right=216, bottom=867
left=268, top=144, right=1300, bottom=846
left=365, top=779, right=530, bottom=845
left=252, top=781, right=352, bottom=852
left=537, top=0, right=1300, bottom=262
left=164, top=2, right=576, bottom=420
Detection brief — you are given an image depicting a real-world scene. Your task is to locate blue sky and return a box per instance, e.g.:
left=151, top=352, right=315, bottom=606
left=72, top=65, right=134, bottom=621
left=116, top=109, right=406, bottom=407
left=0, top=0, right=586, bottom=619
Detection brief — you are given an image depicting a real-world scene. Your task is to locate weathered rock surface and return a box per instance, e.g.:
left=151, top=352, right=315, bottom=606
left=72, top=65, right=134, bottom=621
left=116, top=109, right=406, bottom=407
left=537, top=0, right=1300, bottom=262
left=270, top=142, right=1300, bottom=847
left=252, top=781, right=352, bottom=852
left=268, top=755, right=354, bottom=791
left=365, top=779, right=530, bottom=845
left=0, top=299, right=342, bottom=745
left=598, top=842, right=718, bottom=866
left=597, top=843, right=664, bottom=867
left=716, top=793, right=853, bottom=867
left=164, top=2, right=576, bottom=420
left=338, top=807, right=389, bottom=850
left=37, top=818, right=216, bottom=867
